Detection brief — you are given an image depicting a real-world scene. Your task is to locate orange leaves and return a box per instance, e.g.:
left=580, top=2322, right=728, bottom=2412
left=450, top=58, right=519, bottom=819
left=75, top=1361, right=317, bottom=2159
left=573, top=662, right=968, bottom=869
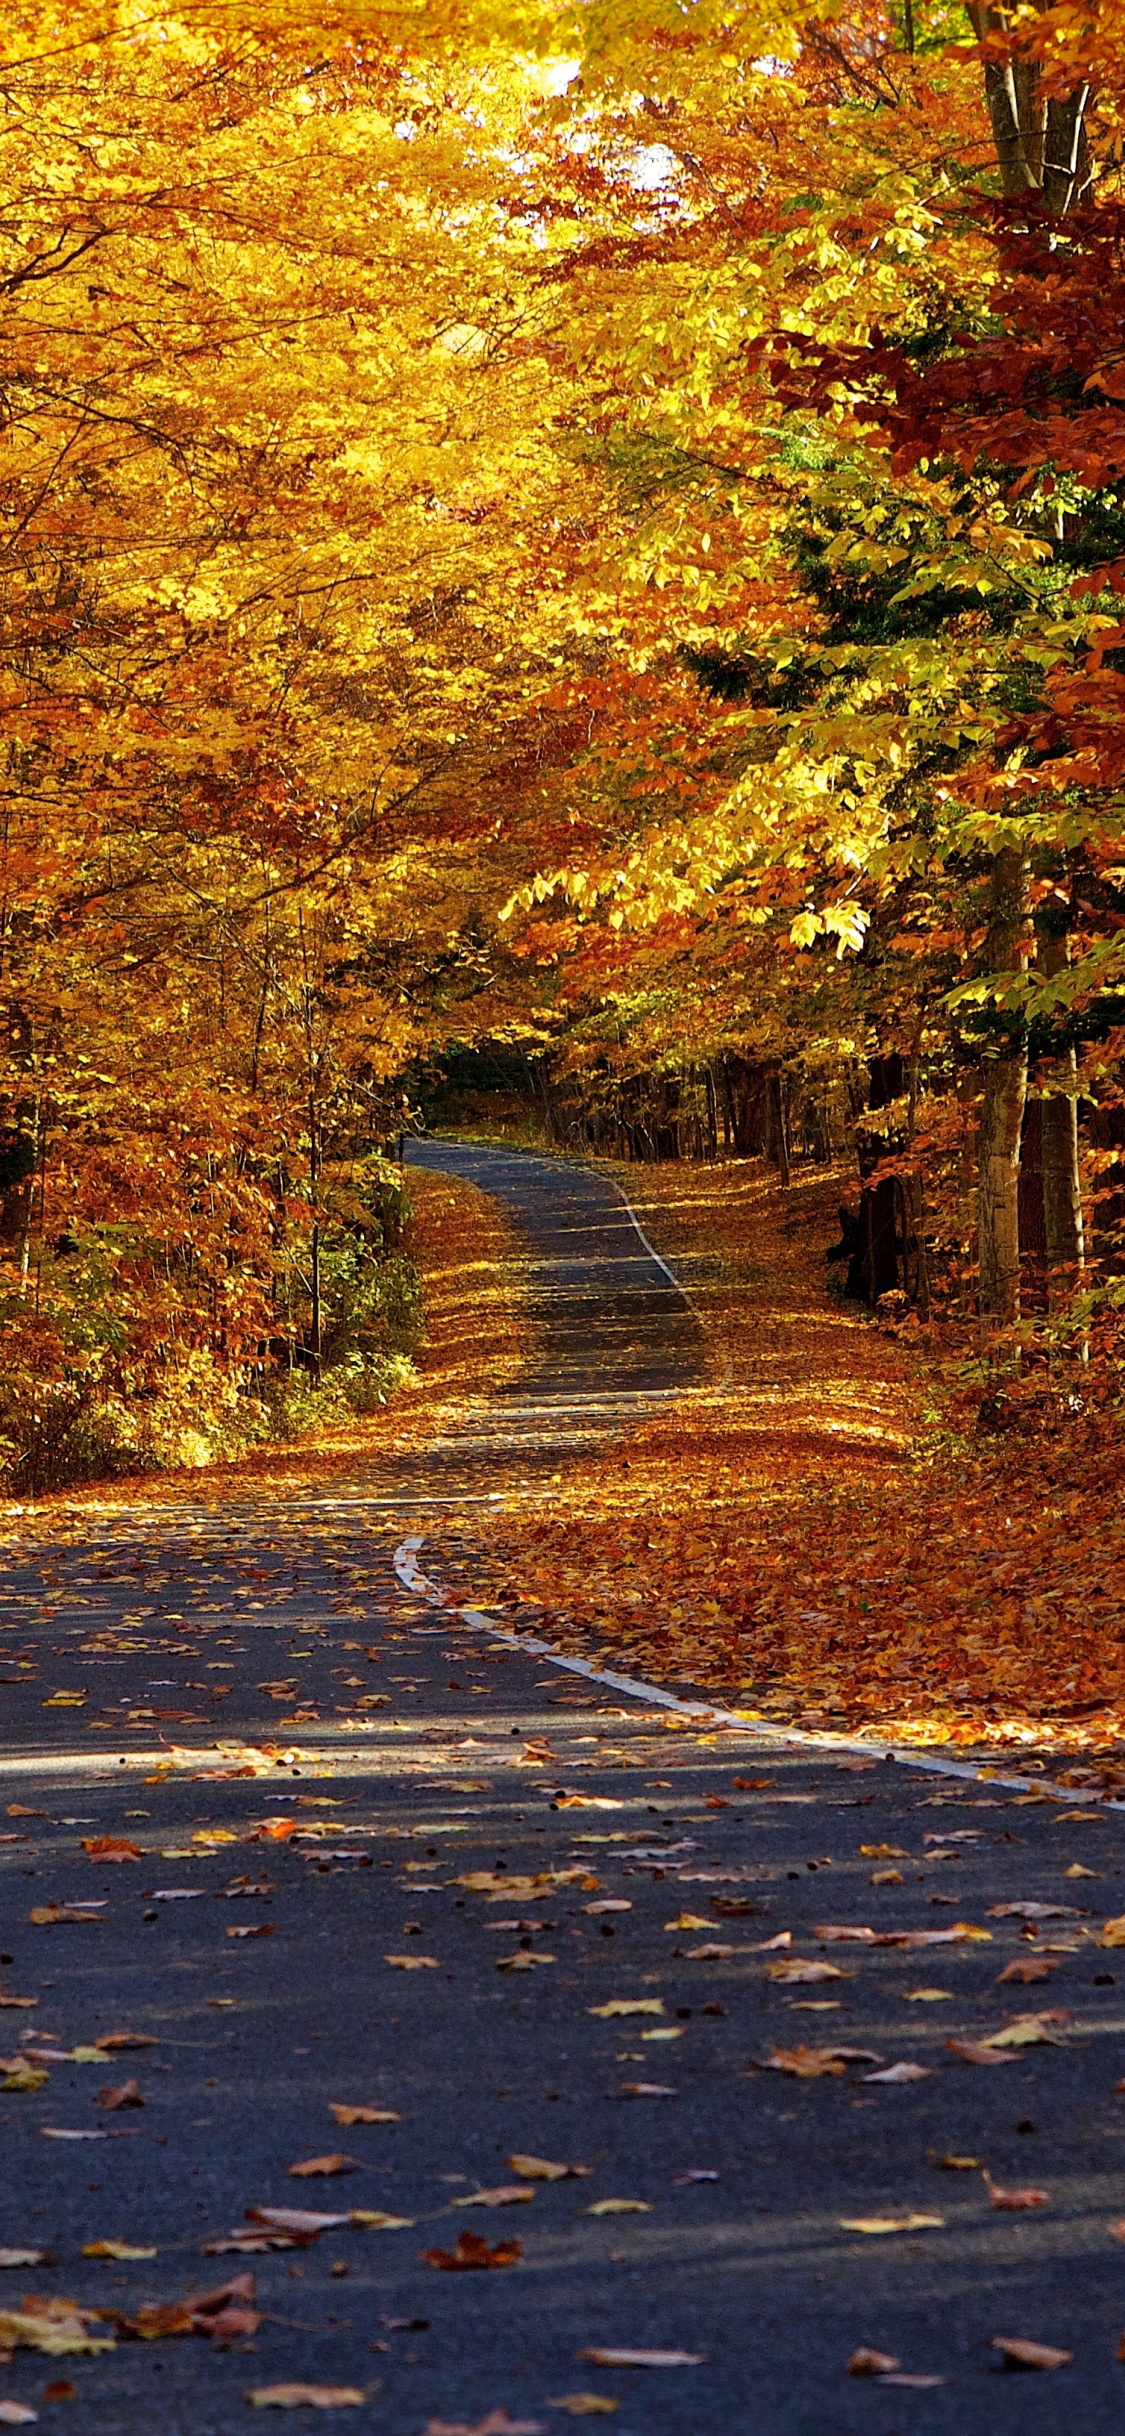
left=329, top=2104, right=400, bottom=2127
left=287, top=2156, right=361, bottom=2180
left=81, top=1837, right=142, bottom=1863
left=111, top=2274, right=260, bottom=2345
left=505, top=2155, right=590, bottom=2182
left=991, top=2338, right=1072, bottom=2371
left=460, top=1158, right=1125, bottom=1760
left=422, top=2231, right=522, bottom=2272
left=985, top=2178, right=1047, bottom=2212
left=248, top=2386, right=366, bottom=2410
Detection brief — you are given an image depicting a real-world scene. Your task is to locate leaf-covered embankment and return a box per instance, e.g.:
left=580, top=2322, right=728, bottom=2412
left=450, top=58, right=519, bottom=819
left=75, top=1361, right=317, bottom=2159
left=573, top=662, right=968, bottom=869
left=462, top=1157, right=1125, bottom=1770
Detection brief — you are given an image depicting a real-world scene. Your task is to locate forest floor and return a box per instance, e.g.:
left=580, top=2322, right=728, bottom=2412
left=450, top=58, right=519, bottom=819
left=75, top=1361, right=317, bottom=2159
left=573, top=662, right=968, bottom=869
left=458, top=1153, right=1125, bottom=1783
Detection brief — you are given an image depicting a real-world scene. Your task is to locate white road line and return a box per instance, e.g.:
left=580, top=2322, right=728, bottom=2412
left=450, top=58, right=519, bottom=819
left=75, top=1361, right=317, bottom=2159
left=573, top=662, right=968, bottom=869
left=392, top=1534, right=1121, bottom=1808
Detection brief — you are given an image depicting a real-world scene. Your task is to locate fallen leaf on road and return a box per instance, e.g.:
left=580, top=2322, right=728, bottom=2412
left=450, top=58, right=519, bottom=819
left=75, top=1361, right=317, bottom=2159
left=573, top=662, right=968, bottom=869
left=84, top=2241, right=158, bottom=2259
left=245, top=2209, right=351, bottom=2237
left=348, top=2211, right=413, bottom=2230
left=939, top=2155, right=980, bottom=2169
left=81, top=1838, right=142, bottom=1863
left=589, top=2001, right=664, bottom=2020
left=840, top=2216, right=944, bottom=2236
left=495, top=1952, right=555, bottom=1972
left=1, top=2064, right=48, bottom=2092
left=205, top=2234, right=297, bottom=2255
left=111, top=2273, right=260, bottom=2344
left=28, top=1906, right=104, bottom=1927
left=329, top=2105, right=400, bottom=2126
left=981, top=2015, right=1065, bottom=2050
left=98, top=2079, right=143, bottom=2110
left=423, top=2416, right=545, bottom=2435
left=0, top=2250, right=49, bottom=2269
left=863, top=2063, right=930, bottom=2084
left=996, top=1959, right=1055, bottom=1985
left=946, top=2039, right=1018, bottom=2066
left=288, top=2156, right=361, bottom=2179
left=1103, top=1915, right=1125, bottom=1947
left=248, top=2388, right=365, bottom=2409
left=619, top=2083, right=676, bottom=2098
left=987, top=1903, right=1077, bottom=1921
left=848, top=2349, right=900, bottom=2375
left=684, top=1943, right=734, bottom=1960
left=40, top=2128, right=107, bottom=2141
left=991, top=2337, right=1071, bottom=2370
left=95, top=2033, right=157, bottom=2051
left=0, top=2301, right=114, bottom=2357
left=860, top=1846, right=906, bottom=1860
left=507, top=2156, right=590, bottom=2182
left=547, top=2398, right=617, bottom=2416
left=385, top=1954, right=439, bottom=1970
left=764, top=2045, right=880, bottom=2079
left=585, top=2201, right=650, bottom=2216
left=664, top=1914, right=711, bottom=1933
left=586, top=1903, right=630, bottom=1916
left=880, top=2373, right=946, bottom=2389
left=902, top=1989, right=953, bottom=2003
left=423, top=2232, right=522, bottom=2271
left=0, top=1995, right=37, bottom=2009
left=553, top=1798, right=623, bottom=1811
left=870, top=1870, right=904, bottom=1886
left=452, top=2188, right=536, bottom=2208
left=0, top=2404, right=38, bottom=2424
left=986, top=2178, right=1047, bottom=2211
left=766, top=1960, right=846, bottom=1985
left=227, top=1925, right=276, bottom=1940
left=765, top=2046, right=845, bottom=2079
left=580, top=2349, right=703, bottom=2369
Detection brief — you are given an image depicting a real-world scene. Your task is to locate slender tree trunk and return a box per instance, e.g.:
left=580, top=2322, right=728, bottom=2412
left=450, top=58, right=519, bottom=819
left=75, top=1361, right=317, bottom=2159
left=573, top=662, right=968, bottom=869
left=905, top=1040, right=930, bottom=1319
left=769, top=1072, right=790, bottom=1187
left=1038, top=931, right=1085, bottom=1304
left=978, top=846, right=1030, bottom=1340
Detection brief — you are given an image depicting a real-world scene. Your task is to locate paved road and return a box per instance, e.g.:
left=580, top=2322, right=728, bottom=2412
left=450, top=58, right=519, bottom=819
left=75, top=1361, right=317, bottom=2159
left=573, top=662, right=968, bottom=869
left=1, top=1145, right=1124, bottom=2434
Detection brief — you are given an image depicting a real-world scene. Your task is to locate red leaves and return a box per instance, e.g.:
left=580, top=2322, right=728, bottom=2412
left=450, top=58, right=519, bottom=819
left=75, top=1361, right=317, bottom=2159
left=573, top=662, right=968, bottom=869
left=422, top=2232, right=522, bottom=2272
left=113, top=2273, right=259, bottom=2344
left=81, top=1837, right=143, bottom=1863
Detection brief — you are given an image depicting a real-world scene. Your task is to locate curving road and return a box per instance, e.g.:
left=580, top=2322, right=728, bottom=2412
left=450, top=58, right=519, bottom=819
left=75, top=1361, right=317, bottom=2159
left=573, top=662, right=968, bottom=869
left=0, top=1144, right=1121, bottom=2434
left=406, top=1138, right=705, bottom=1426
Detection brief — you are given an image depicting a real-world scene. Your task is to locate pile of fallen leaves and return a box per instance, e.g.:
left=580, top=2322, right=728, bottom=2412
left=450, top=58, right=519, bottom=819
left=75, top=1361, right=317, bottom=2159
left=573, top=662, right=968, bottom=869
left=461, top=1157, right=1125, bottom=1766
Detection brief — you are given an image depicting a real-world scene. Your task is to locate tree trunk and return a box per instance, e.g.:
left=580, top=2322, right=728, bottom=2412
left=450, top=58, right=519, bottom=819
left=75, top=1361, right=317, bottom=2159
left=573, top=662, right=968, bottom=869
left=978, top=845, right=1030, bottom=1339
left=965, top=3, right=1091, bottom=208
left=1017, top=1097, right=1048, bottom=1312
left=1038, top=930, right=1085, bottom=1305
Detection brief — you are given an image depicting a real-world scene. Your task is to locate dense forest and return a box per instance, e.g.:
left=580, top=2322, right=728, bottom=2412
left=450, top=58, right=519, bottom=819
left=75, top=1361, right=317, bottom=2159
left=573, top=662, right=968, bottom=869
left=3, top=0, right=1124, bottom=1483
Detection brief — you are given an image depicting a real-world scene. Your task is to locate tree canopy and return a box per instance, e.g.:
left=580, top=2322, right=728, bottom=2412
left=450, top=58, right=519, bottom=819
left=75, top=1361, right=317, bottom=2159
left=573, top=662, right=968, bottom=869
left=4, top=0, right=1124, bottom=1477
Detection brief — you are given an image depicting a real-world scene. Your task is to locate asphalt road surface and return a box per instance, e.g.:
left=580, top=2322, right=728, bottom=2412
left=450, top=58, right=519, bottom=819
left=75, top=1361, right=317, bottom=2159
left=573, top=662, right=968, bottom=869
left=1, top=1144, right=1124, bottom=2435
